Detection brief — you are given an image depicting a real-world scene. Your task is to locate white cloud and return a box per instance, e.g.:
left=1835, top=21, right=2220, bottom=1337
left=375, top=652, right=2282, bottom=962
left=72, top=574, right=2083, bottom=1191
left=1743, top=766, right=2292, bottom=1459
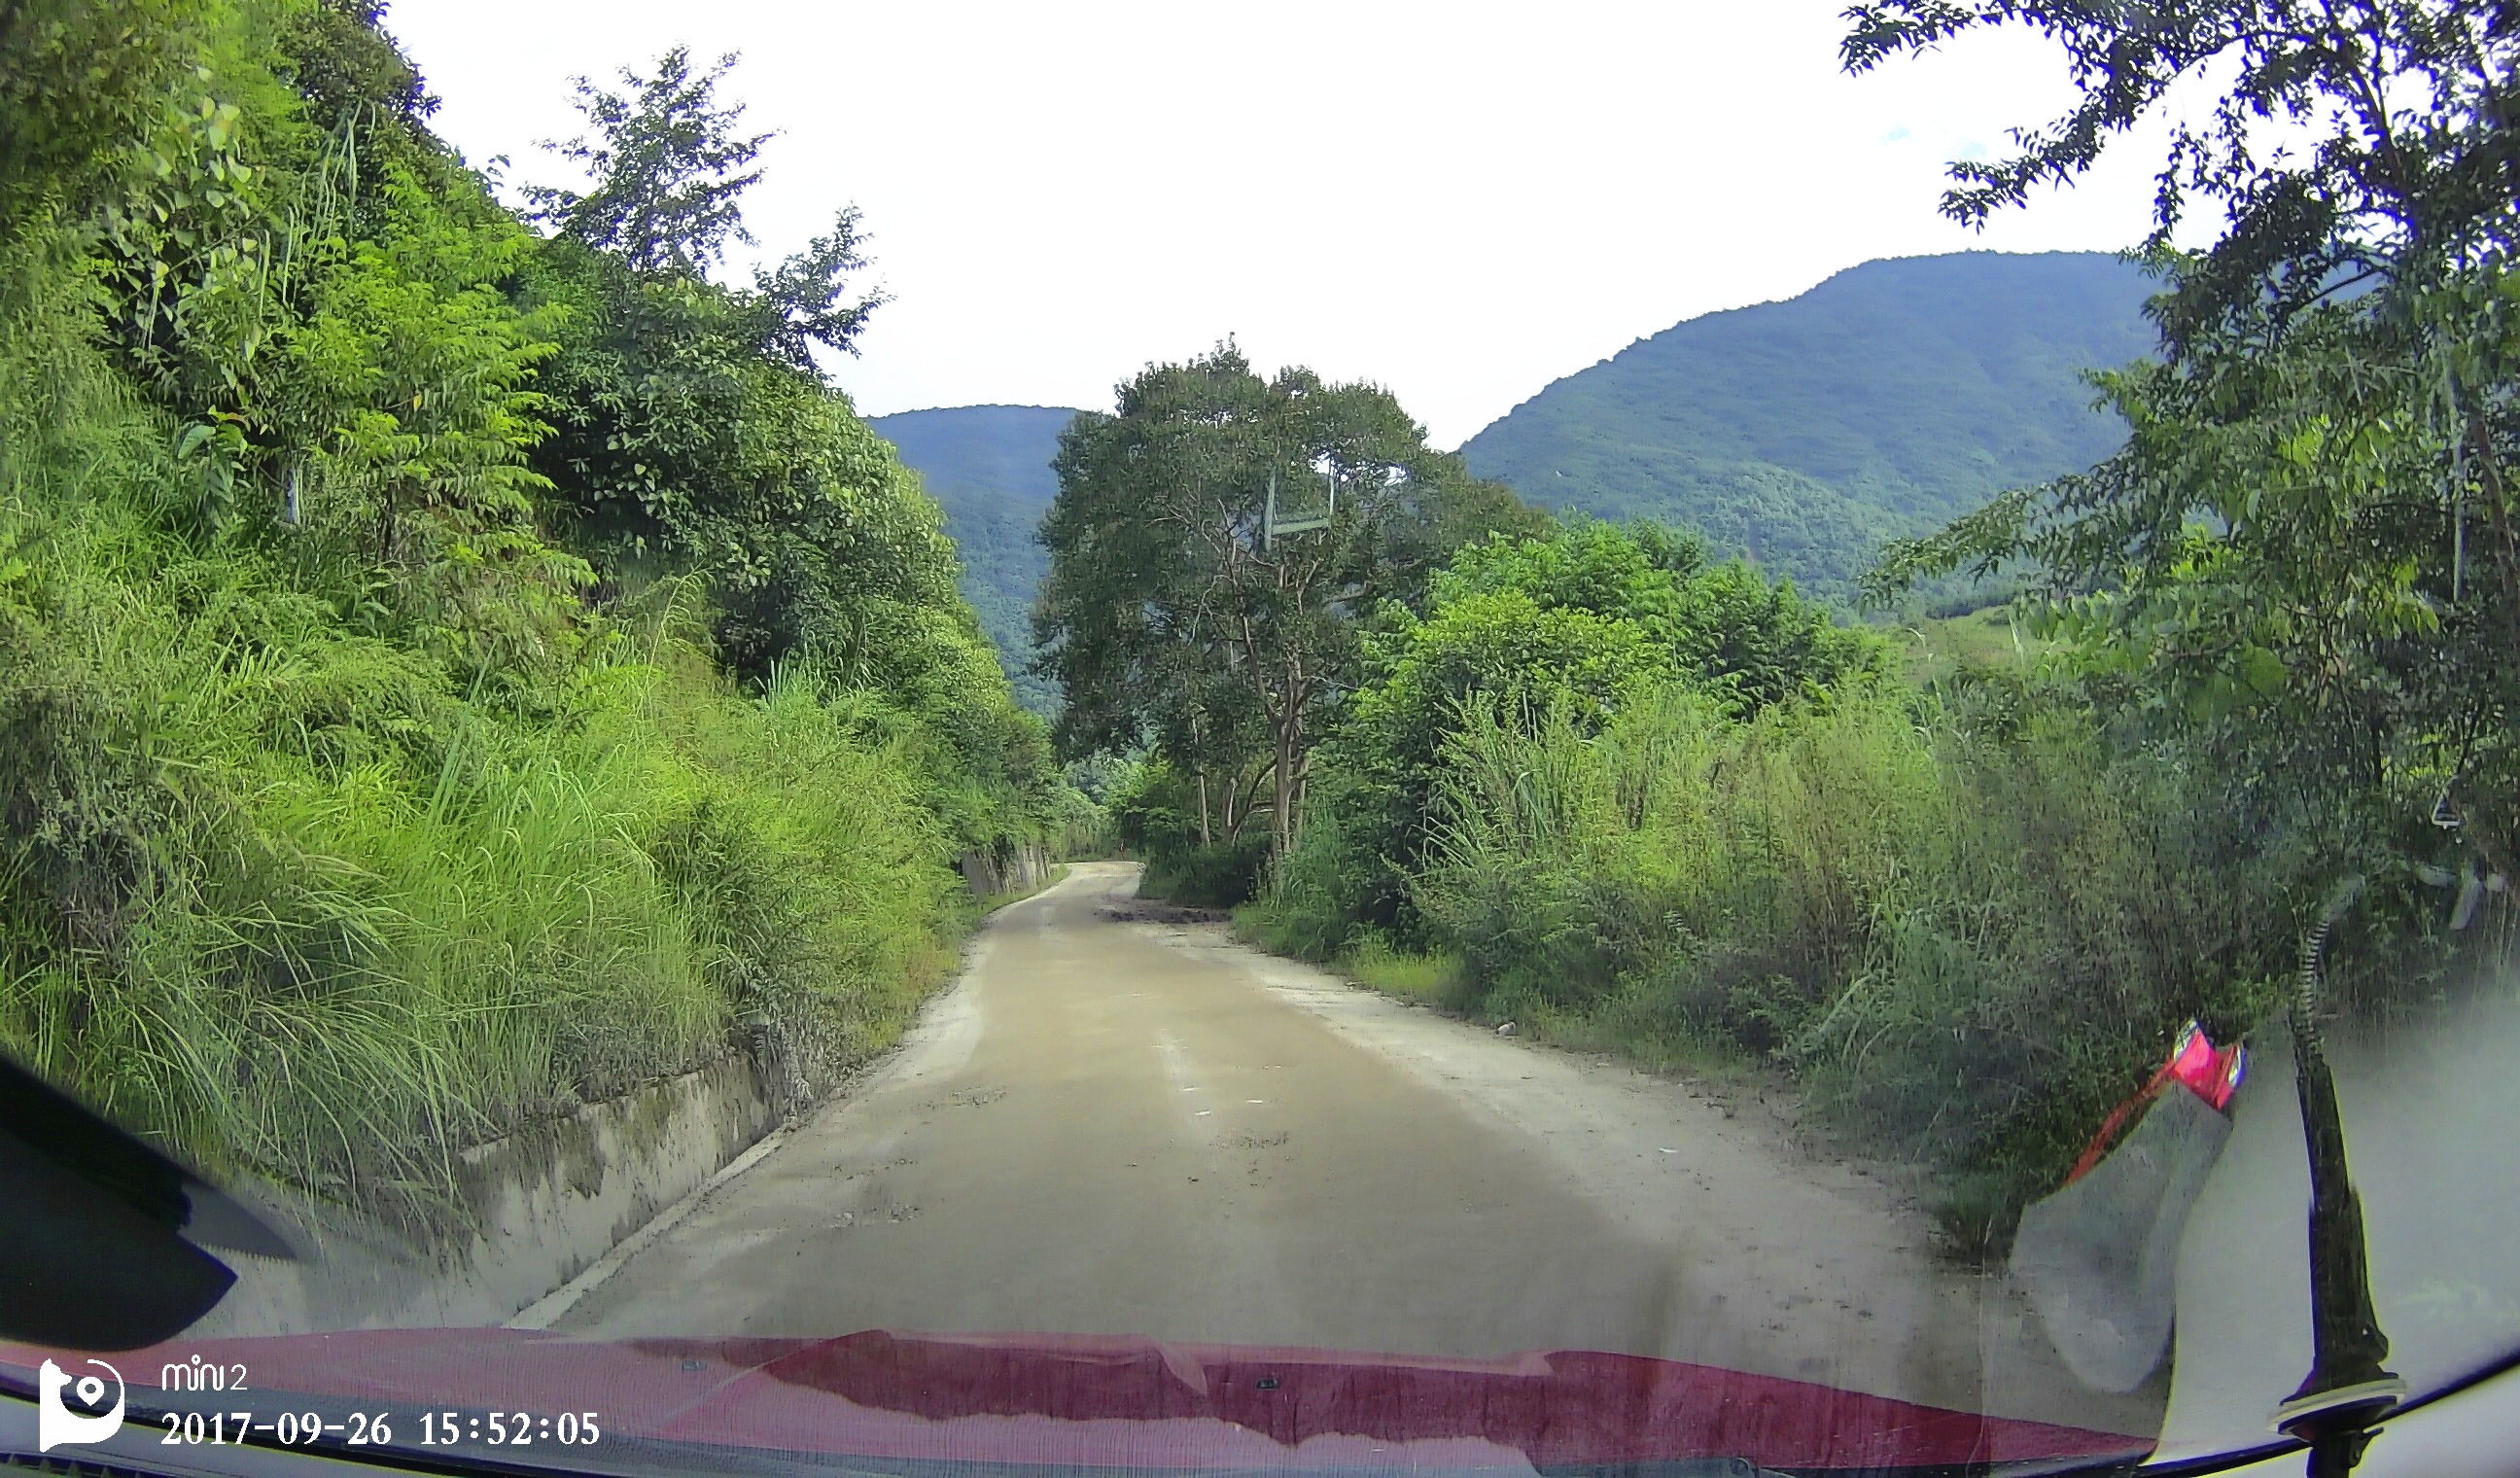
left=384, top=0, right=2200, bottom=447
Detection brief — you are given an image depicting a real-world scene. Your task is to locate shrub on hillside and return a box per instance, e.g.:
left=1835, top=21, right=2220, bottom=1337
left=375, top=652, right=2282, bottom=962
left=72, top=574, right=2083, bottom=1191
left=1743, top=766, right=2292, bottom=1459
left=1410, top=683, right=2303, bottom=1234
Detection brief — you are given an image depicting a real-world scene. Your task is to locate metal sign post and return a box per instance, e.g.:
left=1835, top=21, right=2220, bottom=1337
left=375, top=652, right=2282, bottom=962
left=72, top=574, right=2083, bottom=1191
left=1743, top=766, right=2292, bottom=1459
left=1262, top=464, right=1335, bottom=548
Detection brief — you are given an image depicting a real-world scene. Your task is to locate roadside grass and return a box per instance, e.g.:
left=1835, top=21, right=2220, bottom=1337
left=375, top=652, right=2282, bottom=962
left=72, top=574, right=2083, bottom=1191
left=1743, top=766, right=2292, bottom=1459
left=1342, top=933, right=1466, bottom=1006
left=1252, top=680, right=2315, bottom=1254
left=0, top=479, right=970, bottom=1232
left=1411, top=687, right=2289, bottom=1250
left=0, top=80, right=1057, bottom=1246
left=1526, top=984, right=1767, bottom=1083
left=1235, top=899, right=1459, bottom=1004
left=1234, top=904, right=1783, bottom=1106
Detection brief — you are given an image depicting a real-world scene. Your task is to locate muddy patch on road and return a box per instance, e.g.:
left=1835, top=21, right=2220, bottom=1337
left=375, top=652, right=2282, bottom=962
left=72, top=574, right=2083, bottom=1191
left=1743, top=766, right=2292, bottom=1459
left=1099, top=901, right=1231, bottom=925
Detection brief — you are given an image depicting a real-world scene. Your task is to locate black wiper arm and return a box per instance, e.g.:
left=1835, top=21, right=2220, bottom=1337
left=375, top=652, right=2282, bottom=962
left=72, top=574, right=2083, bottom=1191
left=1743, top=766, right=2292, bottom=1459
left=2271, top=881, right=2404, bottom=1477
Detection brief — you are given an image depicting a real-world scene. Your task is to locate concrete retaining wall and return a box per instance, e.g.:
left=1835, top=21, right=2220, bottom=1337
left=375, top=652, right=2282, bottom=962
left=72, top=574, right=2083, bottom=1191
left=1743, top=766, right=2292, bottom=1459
left=196, top=862, right=1037, bottom=1335
left=962, top=841, right=1053, bottom=897
left=196, top=1056, right=778, bottom=1334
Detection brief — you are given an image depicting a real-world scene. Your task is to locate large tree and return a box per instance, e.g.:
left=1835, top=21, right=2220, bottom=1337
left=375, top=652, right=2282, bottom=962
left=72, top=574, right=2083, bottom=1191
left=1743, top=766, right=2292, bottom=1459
left=1851, top=1, right=2520, bottom=898
left=1034, top=343, right=1535, bottom=863
left=525, top=47, right=884, bottom=357
left=520, top=50, right=910, bottom=681
left=1841, top=2, right=2519, bottom=347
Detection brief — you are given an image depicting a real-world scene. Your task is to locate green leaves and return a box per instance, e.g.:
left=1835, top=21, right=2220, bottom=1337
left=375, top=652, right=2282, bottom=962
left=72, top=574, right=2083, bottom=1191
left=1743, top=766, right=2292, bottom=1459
left=1848, top=1, right=2520, bottom=898
left=523, top=243, right=926, bottom=677
left=1841, top=2, right=2519, bottom=350
left=1312, top=520, right=1888, bottom=941
left=1874, top=286, right=2520, bottom=888
left=524, top=47, right=770, bottom=281
left=0, top=0, right=225, bottom=239
left=1035, top=343, right=1530, bottom=863
left=169, top=410, right=248, bottom=533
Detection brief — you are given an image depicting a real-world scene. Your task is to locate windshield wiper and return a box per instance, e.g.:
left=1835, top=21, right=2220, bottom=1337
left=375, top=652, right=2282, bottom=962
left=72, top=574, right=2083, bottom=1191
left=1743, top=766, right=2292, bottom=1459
left=2271, top=880, right=2404, bottom=1477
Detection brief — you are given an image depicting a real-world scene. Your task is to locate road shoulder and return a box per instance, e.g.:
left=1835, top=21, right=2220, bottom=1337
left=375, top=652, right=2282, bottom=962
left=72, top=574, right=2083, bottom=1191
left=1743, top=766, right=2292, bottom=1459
left=1132, top=913, right=2164, bottom=1434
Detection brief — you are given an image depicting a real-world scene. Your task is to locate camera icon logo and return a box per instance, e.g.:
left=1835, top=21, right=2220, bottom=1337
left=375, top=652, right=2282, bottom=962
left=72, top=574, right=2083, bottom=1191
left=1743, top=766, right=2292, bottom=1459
left=38, top=1358, right=125, bottom=1451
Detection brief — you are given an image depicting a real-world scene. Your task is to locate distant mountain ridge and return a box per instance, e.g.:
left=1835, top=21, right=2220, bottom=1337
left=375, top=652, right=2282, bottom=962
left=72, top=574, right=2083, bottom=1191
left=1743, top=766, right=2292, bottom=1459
left=1456, top=251, right=2163, bottom=599
left=877, top=254, right=2165, bottom=705
left=870, top=405, right=1081, bottom=714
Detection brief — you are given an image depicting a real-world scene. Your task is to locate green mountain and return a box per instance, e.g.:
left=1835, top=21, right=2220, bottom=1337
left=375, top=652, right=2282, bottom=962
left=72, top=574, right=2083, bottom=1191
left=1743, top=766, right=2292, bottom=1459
left=1455, top=251, right=2162, bottom=601
left=871, top=405, right=1082, bottom=713
left=880, top=254, right=2157, bottom=697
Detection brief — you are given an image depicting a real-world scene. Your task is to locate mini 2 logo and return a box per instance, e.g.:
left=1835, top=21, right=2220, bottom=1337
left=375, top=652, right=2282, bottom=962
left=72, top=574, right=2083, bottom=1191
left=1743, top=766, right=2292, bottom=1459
left=37, top=1357, right=124, bottom=1451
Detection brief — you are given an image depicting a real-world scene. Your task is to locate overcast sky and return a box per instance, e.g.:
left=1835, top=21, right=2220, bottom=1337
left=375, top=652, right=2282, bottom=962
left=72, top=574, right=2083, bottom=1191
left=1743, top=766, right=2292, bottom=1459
left=388, top=2, right=2188, bottom=449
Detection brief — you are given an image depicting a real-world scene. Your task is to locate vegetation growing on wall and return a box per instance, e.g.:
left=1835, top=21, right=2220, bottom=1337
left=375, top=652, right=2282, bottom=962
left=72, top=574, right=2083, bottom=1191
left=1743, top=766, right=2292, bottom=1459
left=0, top=0, right=1070, bottom=1221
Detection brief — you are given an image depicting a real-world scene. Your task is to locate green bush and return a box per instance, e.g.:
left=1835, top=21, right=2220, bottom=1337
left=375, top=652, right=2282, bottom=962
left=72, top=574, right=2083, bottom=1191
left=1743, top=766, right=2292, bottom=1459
left=1101, top=757, right=1274, bottom=905
left=1296, top=521, right=1890, bottom=947
left=1140, top=834, right=1273, bottom=908
left=1376, top=679, right=2302, bottom=1234
left=1262, top=516, right=2479, bottom=1243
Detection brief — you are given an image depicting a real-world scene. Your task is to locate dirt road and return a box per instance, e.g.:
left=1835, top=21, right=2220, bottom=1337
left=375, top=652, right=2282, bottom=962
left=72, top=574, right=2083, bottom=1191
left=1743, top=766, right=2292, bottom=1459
left=551, top=863, right=2150, bottom=1431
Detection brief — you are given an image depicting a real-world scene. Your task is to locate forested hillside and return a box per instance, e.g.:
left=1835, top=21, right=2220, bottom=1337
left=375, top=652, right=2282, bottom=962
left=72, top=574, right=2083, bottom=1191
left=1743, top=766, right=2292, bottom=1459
left=0, top=1, right=1075, bottom=1222
left=1458, top=252, right=2159, bottom=599
left=869, top=405, right=1080, bottom=714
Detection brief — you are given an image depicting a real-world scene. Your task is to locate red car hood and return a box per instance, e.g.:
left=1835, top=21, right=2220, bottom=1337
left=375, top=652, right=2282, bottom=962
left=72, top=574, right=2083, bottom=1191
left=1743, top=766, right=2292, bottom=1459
left=5, top=1328, right=2150, bottom=1474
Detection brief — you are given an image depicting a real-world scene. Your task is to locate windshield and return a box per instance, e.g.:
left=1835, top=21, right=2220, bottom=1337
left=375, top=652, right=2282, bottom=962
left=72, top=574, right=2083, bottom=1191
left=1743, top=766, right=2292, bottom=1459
left=3, top=5, right=2517, bottom=1478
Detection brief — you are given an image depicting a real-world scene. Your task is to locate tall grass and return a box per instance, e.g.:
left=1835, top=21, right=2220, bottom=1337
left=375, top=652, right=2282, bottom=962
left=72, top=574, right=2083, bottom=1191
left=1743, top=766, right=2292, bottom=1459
left=0, top=258, right=965, bottom=1228
left=1283, top=682, right=2314, bottom=1241
left=0, top=494, right=962, bottom=1223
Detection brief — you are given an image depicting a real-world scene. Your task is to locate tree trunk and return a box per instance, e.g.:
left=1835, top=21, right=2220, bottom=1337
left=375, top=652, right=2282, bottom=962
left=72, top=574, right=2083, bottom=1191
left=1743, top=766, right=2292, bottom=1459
left=1272, top=716, right=1298, bottom=865
left=2466, top=415, right=2520, bottom=659
left=1196, top=770, right=1212, bottom=848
